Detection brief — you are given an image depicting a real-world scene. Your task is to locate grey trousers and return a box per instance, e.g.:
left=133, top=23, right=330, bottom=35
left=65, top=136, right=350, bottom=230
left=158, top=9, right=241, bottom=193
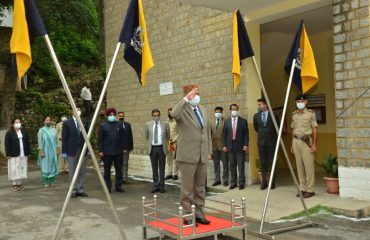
left=228, top=142, right=246, bottom=187
left=179, top=161, right=206, bottom=218
left=122, top=151, right=130, bottom=181
left=67, top=148, right=86, bottom=193
left=212, top=150, right=229, bottom=183
left=149, top=146, right=166, bottom=189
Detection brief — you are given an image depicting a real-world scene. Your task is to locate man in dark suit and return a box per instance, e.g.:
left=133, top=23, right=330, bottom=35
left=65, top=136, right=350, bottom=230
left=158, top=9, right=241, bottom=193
left=118, top=111, right=133, bottom=183
left=223, top=103, right=249, bottom=190
left=145, top=109, right=170, bottom=194
left=210, top=106, right=228, bottom=186
left=253, top=98, right=277, bottom=190
left=62, top=108, right=88, bottom=198
left=98, top=108, right=126, bottom=193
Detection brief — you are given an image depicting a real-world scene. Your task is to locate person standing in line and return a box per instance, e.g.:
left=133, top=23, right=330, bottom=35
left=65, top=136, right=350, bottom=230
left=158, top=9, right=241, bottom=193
left=210, top=106, right=228, bottom=187
left=5, top=118, right=30, bottom=191
left=38, top=116, right=59, bottom=187
left=80, top=81, right=92, bottom=116
left=117, top=111, right=133, bottom=183
left=171, top=84, right=212, bottom=225
left=253, top=98, right=277, bottom=190
left=56, top=115, right=68, bottom=174
left=223, top=104, right=249, bottom=190
left=98, top=108, right=125, bottom=193
left=165, top=108, right=179, bottom=181
left=145, top=109, right=170, bottom=194
left=291, top=94, right=318, bottom=198
left=62, top=108, right=88, bottom=198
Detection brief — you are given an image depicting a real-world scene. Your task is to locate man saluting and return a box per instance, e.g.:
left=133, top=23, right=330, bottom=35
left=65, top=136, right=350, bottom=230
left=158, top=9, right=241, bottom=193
left=171, top=84, right=212, bottom=225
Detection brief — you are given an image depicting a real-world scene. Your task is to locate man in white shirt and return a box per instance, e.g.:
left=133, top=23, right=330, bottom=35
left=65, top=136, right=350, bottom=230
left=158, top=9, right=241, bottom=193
left=145, top=109, right=170, bottom=193
left=80, top=81, right=92, bottom=116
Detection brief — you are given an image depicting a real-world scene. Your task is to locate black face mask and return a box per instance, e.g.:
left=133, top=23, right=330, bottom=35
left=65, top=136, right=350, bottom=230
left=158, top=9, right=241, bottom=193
left=168, top=114, right=172, bottom=119
left=118, top=117, right=124, bottom=121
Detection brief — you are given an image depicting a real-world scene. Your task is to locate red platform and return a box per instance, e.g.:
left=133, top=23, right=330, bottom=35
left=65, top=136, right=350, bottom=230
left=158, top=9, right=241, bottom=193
left=147, top=215, right=241, bottom=237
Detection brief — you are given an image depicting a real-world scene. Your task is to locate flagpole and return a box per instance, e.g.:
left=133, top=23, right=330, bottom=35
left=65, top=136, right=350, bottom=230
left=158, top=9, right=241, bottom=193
left=43, top=36, right=126, bottom=240
left=250, top=57, right=311, bottom=231
left=258, top=59, right=296, bottom=233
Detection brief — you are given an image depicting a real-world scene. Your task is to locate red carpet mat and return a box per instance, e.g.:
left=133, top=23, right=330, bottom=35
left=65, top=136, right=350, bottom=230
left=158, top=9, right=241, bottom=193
left=148, top=215, right=240, bottom=236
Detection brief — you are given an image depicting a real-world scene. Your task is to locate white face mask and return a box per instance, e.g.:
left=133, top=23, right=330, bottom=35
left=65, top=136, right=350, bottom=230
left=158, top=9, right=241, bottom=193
left=14, top=123, right=22, bottom=129
left=61, top=117, right=67, bottom=122
left=77, top=110, right=82, bottom=116
left=189, top=95, right=200, bottom=106
left=296, top=102, right=305, bottom=110
left=215, top=112, right=222, bottom=119
left=231, top=110, right=239, bottom=117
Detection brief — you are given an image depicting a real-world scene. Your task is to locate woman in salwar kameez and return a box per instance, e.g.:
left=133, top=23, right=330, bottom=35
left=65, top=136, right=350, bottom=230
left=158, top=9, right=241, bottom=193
left=5, top=118, right=30, bottom=191
left=38, top=116, right=59, bottom=187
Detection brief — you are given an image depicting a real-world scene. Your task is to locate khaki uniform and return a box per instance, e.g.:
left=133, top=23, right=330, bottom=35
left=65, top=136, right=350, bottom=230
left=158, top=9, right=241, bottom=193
left=291, top=108, right=318, bottom=193
left=167, top=119, right=179, bottom=176
left=56, top=122, right=68, bottom=172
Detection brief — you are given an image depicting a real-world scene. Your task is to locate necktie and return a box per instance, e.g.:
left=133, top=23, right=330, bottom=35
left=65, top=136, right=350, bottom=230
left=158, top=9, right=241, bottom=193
left=216, top=119, right=220, bottom=129
left=194, top=108, right=204, bottom=129
left=262, top=113, right=267, bottom=126
left=154, top=122, right=158, bottom=144
left=232, top=118, right=236, bottom=140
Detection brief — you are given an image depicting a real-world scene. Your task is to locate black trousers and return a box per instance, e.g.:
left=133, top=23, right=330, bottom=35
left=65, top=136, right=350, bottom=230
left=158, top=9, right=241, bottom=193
left=150, top=145, right=166, bottom=189
left=228, top=142, right=246, bottom=187
left=103, top=154, right=123, bottom=190
left=83, top=99, right=93, bottom=116
left=258, top=144, right=275, bottom=185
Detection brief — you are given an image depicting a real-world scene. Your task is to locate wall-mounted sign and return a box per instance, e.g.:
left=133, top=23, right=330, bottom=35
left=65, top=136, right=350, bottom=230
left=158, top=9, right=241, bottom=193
left=307, top=94, right=325, bottom=105
left=160, top=82, right=173, bottom=96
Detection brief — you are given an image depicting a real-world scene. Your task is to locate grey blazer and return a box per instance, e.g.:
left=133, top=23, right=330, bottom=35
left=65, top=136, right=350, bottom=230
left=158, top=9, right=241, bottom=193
left=171, top=99, right=212, bottom=164
left=145, top=120, right=170, bottom=155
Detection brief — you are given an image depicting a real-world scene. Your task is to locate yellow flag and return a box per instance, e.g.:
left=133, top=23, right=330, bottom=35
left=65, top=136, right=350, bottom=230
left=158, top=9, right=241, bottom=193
left=10, top=0, right=31, bottom=80
left=232, top=10, right=240, bottom=90
left=138, top=0, right=154, bottom=87
left=300, top=25, right=318, bottom=93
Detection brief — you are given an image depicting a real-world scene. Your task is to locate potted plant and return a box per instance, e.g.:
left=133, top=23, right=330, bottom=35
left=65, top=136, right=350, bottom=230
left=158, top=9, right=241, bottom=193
left=320, top=154, right=339, bottom=194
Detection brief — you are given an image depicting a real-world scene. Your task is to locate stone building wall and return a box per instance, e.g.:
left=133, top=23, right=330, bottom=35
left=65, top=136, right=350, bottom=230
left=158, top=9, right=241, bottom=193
left=333, top=0, right=370, bottom=199
left=104, top=0, right=249, bottom=175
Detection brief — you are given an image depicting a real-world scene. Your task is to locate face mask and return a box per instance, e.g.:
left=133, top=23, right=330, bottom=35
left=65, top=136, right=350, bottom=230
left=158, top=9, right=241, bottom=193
left=189, top=95, right=200, bottom=106
left=108, top=115, right=116, bottom=122
left=153, top=116, right=160, bottom=122
left=168, top=114, right=172, bottom=119
left=45, top=122, right=51, bottom=126
left=77, top=111, right=82, bottom=116
left=231, top=110, right=239, bottom=117
left=14, top=123, right=22, bottom=129
left=215, top=112, right=222, bottom=119
left=257, top=107, right=263, bottom=113
left=118, top=117, right=124, bottom=121
left=296, top=102, right=305, bottom=110
left=61, top=117, right=67, bottom=122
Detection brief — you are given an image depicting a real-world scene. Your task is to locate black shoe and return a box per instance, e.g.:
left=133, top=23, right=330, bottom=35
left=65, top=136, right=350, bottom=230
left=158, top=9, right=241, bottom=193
left=183, top=219, right=198, bottom=226
left=173, top=175, right=179, bottom=180
left=223, top=181, right=229, bottom=186
left=303, top=192, right=315, bottom=198
left=116, top=187, right=125, bottom=192
left=165, top=175, right=173, bottom=180
left=159, top=188, right=165, bottom=193
left=260, top=183, right=267, bottom=190
left=271, top=184, right=276, bottom=189
left=239, top=185, right=245, bottom=190
left=196, top=217, right=211, bottom=225
left=229, top=184, right=237, bottom=190
left=296, top=191, right=306, bottom=197
left=79, top=192, right=88, bottom=197
left=150, top=188, right=159, bottom=194
left=71, top=192, right=79, bottom=198
left=212, top=181, right=221, bottom=186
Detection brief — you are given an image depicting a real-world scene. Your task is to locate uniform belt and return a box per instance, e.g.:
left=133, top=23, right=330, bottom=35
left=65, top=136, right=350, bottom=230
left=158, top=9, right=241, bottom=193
left=294, top=135, right=309, bottom=140
left=152, top=145, right=163, bottom=147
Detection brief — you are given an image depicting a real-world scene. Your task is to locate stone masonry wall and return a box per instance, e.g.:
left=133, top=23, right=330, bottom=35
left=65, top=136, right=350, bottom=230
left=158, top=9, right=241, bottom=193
left=104, top=0, right=249, bottom=175
left=333, top=0, right=370, bottom=199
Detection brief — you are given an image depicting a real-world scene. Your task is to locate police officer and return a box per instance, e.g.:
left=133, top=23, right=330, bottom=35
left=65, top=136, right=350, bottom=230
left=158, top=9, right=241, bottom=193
left=291, top=94, right=318, bottom=198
